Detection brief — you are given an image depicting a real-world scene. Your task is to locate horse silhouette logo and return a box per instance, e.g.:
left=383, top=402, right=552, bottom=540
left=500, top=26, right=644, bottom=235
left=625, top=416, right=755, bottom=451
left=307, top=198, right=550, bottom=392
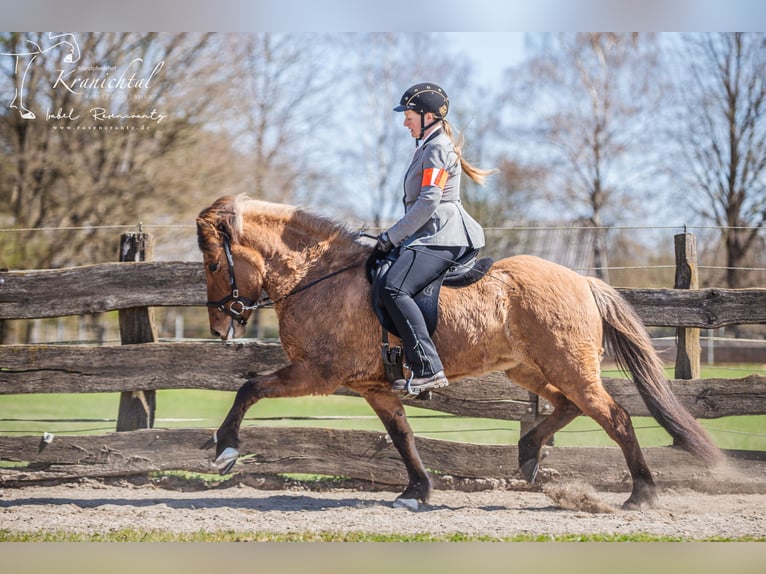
left=1, top=32, right=80, bottom=120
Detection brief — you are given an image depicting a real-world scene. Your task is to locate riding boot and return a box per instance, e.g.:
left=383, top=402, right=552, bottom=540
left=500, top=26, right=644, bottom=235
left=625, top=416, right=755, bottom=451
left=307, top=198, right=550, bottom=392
left=391, top=370, right=449, bottom=395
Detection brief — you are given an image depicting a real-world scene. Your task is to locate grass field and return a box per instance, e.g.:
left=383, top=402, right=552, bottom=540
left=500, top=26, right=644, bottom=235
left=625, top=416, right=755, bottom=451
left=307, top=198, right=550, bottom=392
left=1, top=529, right=762, bottom=542
left=1, top=364, right=763, bottom=451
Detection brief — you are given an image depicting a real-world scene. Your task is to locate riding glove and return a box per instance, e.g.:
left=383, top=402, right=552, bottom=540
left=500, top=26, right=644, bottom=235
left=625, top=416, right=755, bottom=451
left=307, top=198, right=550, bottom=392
left=377, top=232, right=394, bottom=253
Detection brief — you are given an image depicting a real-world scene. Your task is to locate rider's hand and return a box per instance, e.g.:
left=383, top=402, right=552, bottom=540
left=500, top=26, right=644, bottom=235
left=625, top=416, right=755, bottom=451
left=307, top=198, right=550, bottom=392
left=376, top=232, right=393, bottom=253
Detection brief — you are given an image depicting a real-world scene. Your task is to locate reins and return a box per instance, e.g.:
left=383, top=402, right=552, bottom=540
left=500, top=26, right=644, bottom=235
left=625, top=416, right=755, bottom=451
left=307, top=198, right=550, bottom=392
left=207, top=234, right=359, bottom=326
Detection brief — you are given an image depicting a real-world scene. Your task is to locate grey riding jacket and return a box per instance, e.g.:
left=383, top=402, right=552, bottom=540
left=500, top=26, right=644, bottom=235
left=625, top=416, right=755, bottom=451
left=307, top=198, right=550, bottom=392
left=385, top=128, right=485, bottom=250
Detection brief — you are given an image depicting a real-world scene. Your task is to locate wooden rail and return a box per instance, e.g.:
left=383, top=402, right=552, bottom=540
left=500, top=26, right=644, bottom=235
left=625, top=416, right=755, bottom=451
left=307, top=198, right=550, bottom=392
left=1, top=232, right=765, bottom=489
left=1, top=341, right=764, bottom=420
left=3, top=263, right=766, bottom=327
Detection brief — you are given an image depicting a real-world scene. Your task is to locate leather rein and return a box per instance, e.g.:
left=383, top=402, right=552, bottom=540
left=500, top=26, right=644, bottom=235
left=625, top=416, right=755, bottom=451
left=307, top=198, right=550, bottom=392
left=206, top=234, right=358, bottom=327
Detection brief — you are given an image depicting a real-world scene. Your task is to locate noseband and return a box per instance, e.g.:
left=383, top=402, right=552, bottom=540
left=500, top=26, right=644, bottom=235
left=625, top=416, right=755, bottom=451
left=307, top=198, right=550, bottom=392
left=206, top=235, right=265, bottom=326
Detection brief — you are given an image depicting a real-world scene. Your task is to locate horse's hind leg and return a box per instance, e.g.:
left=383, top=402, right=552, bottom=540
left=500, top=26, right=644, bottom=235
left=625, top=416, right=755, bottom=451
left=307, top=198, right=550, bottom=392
left=574, top=387, right=658, bottom=509
left=511, top=362, right=658, bottom=509
left=506, top=364, right=581, bottom=483
left=363, top=389, right=431, bottom=508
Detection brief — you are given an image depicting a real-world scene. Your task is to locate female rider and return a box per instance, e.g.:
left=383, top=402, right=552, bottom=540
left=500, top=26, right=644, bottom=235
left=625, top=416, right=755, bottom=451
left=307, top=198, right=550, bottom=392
left=377, top=82, right=495, bottom=395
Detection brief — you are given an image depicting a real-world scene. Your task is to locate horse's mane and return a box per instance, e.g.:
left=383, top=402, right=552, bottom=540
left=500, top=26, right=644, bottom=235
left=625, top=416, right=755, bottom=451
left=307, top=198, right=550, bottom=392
left=197, top=194, right=363, bottom=252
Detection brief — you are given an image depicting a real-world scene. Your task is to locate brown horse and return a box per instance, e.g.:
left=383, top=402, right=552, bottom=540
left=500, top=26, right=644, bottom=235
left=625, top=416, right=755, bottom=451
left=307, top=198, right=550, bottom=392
left=196, top=194, right=724, bottom=510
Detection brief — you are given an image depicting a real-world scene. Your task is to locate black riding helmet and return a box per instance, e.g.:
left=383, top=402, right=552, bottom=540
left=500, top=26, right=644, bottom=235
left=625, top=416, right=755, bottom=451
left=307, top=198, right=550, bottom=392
left=393, top=82, right=449, bottom=144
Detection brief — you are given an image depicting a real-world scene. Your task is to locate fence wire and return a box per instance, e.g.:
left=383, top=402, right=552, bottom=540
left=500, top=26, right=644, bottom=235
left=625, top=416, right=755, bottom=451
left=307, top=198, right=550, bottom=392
left=2, top=222, right=765, bottom=275
left=1, top=414, right=763, bottom=442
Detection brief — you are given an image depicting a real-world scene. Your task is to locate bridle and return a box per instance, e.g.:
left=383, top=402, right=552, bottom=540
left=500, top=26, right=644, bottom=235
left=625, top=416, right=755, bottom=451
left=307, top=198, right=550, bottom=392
left=206, top=234, right=359, bottom=327
left=206, top=235, right=266, bottom=326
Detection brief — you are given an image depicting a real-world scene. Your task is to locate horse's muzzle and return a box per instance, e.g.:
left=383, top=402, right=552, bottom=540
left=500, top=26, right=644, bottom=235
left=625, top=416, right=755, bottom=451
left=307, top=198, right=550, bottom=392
left=210, top=319, right=244, bottom=341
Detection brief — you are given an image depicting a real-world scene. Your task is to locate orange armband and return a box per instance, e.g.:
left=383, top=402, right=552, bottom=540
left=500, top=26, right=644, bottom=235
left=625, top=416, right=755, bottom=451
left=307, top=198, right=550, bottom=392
left=422, top=168, right=448, bottom=190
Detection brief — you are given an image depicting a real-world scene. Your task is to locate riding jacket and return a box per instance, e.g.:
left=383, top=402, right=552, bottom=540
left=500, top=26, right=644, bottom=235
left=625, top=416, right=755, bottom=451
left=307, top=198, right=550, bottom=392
left=384, top=128, right=485, bottom=250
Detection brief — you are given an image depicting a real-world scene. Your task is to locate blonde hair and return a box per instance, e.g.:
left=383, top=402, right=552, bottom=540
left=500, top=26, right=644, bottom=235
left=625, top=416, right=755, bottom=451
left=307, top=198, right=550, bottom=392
left=442, top=119, right=497, bottom=186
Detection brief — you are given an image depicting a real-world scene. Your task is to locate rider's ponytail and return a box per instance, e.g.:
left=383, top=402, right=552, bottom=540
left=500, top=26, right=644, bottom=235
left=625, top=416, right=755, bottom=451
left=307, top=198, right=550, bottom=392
left=441, top=119, right=497, bottom=186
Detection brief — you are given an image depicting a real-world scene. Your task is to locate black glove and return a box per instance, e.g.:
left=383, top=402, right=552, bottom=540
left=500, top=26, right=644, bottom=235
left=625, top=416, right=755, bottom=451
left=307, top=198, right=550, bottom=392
left=376, top=232, right=393, bottom=253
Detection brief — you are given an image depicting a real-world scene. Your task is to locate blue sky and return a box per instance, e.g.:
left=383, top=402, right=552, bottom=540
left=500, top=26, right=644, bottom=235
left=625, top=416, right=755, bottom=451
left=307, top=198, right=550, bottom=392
left=445, top=33, right=526, bottom=85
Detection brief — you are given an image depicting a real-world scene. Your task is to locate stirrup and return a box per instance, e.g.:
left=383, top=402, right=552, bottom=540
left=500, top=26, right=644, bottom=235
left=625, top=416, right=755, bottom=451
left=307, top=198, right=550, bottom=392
left=393, top=371, right=448, bottom=399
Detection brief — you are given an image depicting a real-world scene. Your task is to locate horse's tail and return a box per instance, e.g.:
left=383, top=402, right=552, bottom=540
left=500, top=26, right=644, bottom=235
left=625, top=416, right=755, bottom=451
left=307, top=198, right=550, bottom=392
left=586, top=277, right=725, bottom=467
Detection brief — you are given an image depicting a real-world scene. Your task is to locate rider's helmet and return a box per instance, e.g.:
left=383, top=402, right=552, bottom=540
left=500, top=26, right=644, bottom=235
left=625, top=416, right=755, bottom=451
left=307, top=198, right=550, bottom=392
left=393, top=82, right=449, bottom=119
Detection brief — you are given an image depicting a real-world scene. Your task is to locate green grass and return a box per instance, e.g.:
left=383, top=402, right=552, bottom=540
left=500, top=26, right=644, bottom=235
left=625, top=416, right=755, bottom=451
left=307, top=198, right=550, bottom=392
left=1, top=528, right=762, bottom=542
left=0, top=365, right=763, bottom=451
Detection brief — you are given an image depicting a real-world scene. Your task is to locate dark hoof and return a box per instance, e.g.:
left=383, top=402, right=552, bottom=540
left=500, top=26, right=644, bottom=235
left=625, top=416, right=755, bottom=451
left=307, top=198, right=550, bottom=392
left=398, top=480, right=431, bottom=505
left=520, top=459, right=539, bottom=483
left=622, top=485, right=659, bottom=510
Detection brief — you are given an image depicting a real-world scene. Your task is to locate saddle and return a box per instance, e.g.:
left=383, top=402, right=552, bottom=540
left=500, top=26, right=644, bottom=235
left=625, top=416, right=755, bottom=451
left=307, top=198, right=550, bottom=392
left=366, top=247, right=494, bottom=385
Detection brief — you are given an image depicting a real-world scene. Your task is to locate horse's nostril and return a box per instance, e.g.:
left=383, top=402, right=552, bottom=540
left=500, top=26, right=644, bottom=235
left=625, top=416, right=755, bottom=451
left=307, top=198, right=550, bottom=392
left=211, top=328, right=222, bottom=338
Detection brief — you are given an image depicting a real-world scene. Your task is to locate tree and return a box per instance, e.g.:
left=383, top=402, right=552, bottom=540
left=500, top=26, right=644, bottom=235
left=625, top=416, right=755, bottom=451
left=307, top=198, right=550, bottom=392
left=335, top=33, right=477, bottom=226
left=0, top=32, right=224, bottom=268
left=670, top=33, right=766, bottom=288
left=499, top=33, right=664, bottom=279
left=221, top=33, right=343, bottom=207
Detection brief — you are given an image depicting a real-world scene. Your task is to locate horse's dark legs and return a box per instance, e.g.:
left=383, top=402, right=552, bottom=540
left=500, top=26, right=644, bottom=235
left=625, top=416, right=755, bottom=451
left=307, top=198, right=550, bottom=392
left=506, top=365, right=581, bottom=482
left=518, top=400, right=581, bottom=482
left=213, top=362, right=334, bottom=472
left=579, top=395, right=658, bottom=509
left=363, top=389, right=431, bottom=507
left=508, top=364, right=657, bottom=509
left=520, top=398, right=657, bottom=508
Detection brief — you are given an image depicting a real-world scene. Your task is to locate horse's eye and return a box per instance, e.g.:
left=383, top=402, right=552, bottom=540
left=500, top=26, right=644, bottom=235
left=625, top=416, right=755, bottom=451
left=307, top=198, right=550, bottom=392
left=208, top=262, right=219, bottom=272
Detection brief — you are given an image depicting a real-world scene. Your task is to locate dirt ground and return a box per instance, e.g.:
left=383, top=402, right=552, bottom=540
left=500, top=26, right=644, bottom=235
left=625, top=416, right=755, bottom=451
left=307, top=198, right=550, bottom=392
left=1, top=476, right=765, bottom=539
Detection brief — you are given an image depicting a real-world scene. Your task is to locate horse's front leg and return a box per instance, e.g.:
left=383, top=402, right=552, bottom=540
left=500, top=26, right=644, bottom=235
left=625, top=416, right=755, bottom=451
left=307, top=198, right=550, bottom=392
left=363, top=389, right=431, bottom=510
left=212, top=362, right=326, bottom=474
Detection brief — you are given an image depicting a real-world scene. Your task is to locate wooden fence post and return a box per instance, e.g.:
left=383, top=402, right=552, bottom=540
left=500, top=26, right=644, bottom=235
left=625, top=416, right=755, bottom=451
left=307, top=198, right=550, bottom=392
left=674, top=231, right=701, bottom=380
left=116, top=231, right=158, bottom=431
left=519, top=392, right=554, bottom=445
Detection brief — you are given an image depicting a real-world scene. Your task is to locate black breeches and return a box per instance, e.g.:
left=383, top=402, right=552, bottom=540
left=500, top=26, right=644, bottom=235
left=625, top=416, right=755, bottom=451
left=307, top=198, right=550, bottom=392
left=378, top=244, right=466, bottom=377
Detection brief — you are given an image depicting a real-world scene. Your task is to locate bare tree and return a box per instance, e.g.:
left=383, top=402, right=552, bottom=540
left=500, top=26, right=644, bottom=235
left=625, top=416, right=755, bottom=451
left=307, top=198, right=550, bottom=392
left=500, top=33, right=664, bottom=279
left=337, top=33, right=477, bottom=227
left=219, top=33, right=343, bottom=207
left=0, top=32, right=224, bottom=268
left=670, top=33, right=766, bottom=288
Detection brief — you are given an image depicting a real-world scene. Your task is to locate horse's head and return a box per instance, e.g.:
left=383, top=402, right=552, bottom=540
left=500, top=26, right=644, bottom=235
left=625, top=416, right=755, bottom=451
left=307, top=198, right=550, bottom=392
left=197, top=197, right=265, bottom=340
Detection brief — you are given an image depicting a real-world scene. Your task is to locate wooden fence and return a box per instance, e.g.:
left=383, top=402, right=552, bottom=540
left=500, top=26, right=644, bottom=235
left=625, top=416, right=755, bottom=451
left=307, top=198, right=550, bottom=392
left=1, top=232, right=765, bottom=492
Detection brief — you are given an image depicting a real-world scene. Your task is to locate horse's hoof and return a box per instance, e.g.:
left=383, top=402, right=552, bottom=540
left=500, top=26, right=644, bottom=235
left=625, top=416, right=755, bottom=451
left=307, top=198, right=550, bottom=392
left=213, top=447, right=240, bottom=475
left=621, top=494, right=658, bottom=511
left=393, top=497, right=419, bottom=511
left=520, top=459, right=539, bottom=483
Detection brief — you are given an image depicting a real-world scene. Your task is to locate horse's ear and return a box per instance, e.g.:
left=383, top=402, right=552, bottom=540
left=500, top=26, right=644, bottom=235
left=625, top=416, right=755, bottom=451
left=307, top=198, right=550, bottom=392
left=197, top=197, right=239, bottom=242
left=196, top=217, right=217, bottom=237
left=196, top=216, right=229, bottom=238
left=215, top=221, right=231, bottom=238
left=196, top=216, right=227, bottom=253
